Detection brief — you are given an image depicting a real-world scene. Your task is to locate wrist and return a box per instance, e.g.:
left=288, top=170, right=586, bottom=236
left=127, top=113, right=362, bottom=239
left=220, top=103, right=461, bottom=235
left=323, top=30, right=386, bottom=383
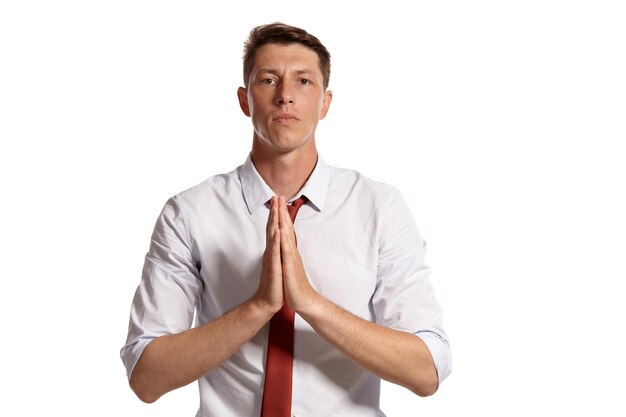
left=246, top=296, right=281, bottom=322
left=294, top=290, right=327, bottom=322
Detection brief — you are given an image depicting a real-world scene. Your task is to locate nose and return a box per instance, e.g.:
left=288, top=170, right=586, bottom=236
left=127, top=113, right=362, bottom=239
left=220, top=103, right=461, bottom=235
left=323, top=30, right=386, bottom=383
left=276, top=83, right=295, bottom=106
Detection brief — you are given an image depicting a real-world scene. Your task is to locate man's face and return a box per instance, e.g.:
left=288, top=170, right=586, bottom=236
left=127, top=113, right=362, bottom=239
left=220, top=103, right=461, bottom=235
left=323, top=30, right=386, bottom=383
left=238, top=43, right=332, bottom=154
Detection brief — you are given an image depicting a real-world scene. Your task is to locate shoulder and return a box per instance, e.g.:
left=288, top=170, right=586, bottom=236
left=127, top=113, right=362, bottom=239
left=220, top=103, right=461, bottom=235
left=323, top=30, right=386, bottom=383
left=171, top=165, right=241, bottom=206
left=327, top=164, right=403, bottom=204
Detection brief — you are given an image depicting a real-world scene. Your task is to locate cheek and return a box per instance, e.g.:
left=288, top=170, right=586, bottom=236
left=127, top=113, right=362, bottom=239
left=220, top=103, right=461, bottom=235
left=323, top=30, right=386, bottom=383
left=308, top=99, right=325, bottom=119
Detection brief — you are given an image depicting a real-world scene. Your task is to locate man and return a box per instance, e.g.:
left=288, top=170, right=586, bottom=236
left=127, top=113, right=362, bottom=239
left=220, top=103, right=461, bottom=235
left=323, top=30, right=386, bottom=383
left=121, top=22, right=451, bottom=416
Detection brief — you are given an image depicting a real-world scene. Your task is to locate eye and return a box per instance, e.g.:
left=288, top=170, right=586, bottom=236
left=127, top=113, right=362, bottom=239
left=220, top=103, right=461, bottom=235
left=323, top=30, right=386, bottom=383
left=260, top=78, right=277, bottom=85
left=298, top=79, right=312, bottom=86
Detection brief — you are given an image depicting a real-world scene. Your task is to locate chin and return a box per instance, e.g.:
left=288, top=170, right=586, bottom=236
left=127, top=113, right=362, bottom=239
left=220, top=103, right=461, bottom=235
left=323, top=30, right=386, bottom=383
left=255, top=130, right=315, bottom=153
left=269, top=136, right=311, bottom=151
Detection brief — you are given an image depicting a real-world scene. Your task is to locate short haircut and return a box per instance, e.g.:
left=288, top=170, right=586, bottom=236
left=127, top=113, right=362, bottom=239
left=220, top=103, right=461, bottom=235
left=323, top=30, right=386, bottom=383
left=242, top=22, right=331, bottom=90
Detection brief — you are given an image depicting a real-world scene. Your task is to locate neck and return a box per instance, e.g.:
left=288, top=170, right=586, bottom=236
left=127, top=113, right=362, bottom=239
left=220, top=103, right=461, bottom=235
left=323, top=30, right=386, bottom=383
left=251, top=142, right=318, bottom=200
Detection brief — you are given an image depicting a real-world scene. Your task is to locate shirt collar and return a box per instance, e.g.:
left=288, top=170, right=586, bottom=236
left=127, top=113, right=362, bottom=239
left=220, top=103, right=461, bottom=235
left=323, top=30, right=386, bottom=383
left=296, top=155, right=328, bottom=212
left=239, top=153, right=329, bottom=215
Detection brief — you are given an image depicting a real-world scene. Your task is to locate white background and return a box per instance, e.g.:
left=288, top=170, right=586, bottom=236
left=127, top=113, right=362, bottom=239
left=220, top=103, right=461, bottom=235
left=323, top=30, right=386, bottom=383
left=1, top=1, right=625, bottom=415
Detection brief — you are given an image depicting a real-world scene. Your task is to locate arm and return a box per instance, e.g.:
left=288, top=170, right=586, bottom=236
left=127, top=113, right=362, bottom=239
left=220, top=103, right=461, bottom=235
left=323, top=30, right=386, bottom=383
left=276, top=195, right=445, bottom=396
left=129, top=300, right=273, bottom=403
left=125, top=197, right=285, bottom=403
left=299, top=295, right=439, bottom=396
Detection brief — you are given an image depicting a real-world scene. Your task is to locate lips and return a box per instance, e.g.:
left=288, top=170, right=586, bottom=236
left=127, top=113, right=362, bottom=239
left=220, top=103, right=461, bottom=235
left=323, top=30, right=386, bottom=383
left=273, top=113, right=299, bottom=122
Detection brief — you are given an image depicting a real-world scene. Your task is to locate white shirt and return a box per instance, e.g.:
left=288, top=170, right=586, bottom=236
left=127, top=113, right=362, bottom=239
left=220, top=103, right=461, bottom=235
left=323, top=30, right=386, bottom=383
left=121, top=155, right=451, bottom=417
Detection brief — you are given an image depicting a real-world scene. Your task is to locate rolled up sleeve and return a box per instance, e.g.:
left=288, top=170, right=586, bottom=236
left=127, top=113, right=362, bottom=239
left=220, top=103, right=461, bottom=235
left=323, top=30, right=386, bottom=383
left=371, top=189, right=452, bottom=384
left=120, top=195, right=202, bottom=379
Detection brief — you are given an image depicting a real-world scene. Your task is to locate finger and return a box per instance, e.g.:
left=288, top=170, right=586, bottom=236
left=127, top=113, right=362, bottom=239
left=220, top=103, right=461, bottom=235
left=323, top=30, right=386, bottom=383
left=271, top=212, right=281, bottom=263
left=270, top=196, right=279, bottom=239
left=278, top=195, right=287, bottom=216
left=280, top=227, right=304, bottom=305
left=278, top=196, right=294, bottom=233
left=266, top=196, right=278, bottom=245
left=260, top=199, right=284, bottom=310
left=279, top=219, right=298, bottom=263
left=267, top=227, right=282, bottom=293
left=279, top=227, right=294, bottom=270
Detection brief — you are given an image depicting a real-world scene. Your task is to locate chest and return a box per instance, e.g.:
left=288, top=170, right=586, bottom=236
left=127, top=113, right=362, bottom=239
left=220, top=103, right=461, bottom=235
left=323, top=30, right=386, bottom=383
left=190, top=204, right=380, bottom=318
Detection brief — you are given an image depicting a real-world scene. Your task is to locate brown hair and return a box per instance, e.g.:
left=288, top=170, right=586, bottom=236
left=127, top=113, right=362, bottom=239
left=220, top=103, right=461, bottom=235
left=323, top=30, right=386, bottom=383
left=242, top=22, right=331, bottom=90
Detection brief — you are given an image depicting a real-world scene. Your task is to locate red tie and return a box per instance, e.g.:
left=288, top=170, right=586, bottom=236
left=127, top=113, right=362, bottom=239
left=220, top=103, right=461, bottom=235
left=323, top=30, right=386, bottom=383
left=260, top=196, right=308, bottom=417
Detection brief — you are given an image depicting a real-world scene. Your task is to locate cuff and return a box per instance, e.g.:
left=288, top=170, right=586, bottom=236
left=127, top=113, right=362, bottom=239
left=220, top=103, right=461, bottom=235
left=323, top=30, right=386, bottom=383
left=415, top=330, right=452, bottom=384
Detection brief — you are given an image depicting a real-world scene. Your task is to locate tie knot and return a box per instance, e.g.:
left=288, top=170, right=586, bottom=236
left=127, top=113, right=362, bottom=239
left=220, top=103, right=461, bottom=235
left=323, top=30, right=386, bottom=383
left=287, top=196, right=308, bottom=222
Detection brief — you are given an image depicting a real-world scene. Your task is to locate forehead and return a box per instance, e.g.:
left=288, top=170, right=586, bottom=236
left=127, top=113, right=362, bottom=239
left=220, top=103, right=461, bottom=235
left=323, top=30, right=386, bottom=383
left=252, top=43, right=321, bottom=75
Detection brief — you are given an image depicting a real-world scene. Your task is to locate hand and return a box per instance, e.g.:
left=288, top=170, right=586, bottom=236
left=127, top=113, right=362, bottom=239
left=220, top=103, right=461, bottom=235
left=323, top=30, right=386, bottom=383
left=251, top=196, right=284, bottom=314
left=277, top=196, right=321, bottom=314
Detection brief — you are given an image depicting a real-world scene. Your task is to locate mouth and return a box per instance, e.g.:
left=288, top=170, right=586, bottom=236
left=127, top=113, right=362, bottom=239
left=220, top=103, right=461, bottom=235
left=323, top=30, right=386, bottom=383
left=272, top=113, right=299, bottom=123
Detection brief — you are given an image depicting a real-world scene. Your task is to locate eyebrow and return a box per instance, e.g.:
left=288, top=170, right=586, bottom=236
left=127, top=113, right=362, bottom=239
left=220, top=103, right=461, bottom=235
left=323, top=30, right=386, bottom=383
left=256, top=69, right=316, bottom=76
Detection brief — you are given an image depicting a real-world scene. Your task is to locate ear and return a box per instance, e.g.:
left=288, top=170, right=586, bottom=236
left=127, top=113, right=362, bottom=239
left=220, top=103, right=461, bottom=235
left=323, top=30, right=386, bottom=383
left=319, top=90, right=333, bottom=120
left=237, top=87, right=251, bottom=117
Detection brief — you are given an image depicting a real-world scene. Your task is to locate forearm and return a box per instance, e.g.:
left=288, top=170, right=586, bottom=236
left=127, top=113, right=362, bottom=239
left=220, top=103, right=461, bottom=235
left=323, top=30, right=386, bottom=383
left=130, top=299, right=273, bottom=403
left=299, top=295, right=439, bottom=397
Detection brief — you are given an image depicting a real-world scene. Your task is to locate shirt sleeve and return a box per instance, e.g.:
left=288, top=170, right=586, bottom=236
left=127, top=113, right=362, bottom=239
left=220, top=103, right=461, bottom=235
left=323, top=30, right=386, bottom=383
left=371, top=188, right=452, bottom=384
left=120, top=195, right=202, bottom=379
